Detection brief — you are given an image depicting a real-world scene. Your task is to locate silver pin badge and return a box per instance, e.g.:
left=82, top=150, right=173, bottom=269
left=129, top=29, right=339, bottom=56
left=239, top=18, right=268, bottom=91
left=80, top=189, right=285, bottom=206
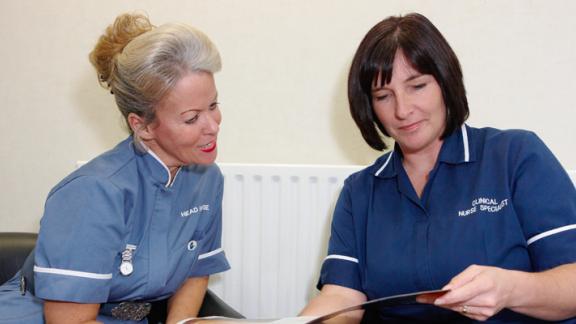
left=119, top=244, right=137, bottom=276
left=187, top=240, right=197, bottom=251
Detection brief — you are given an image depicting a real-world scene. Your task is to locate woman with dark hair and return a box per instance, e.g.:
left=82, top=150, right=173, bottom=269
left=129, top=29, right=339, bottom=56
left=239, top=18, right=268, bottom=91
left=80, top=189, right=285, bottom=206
left=301, top=13, right=576, bottom=323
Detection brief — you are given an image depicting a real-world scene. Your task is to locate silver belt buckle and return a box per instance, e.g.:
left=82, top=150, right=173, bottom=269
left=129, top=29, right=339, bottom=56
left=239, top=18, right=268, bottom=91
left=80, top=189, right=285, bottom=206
left=110, top=301, right=151, bottom=321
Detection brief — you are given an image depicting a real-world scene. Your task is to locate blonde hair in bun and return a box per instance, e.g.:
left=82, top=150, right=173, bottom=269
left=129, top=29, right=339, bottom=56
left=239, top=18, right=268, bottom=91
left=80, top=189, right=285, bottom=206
left=89, top=12, right=221, bottom=133
left=89, top=13, right=154, bottom=89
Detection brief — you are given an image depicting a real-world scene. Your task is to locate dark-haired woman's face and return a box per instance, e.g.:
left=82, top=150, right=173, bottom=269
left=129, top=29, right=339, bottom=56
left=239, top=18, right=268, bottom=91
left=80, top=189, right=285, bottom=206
left=371, top=50, right=446, bottom=155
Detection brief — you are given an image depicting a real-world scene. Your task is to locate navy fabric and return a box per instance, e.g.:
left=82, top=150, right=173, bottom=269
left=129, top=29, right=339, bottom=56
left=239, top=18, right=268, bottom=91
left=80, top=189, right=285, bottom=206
left=319, top=125, right=576, bottom=323
left=0, top=137, right=230, bottom=323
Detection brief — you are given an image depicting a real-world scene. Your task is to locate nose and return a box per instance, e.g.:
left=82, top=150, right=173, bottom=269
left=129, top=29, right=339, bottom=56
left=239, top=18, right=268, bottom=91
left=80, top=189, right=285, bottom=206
left=394, top=92, right=413, bottom=119
left=204, top=112, right=220, bottom=134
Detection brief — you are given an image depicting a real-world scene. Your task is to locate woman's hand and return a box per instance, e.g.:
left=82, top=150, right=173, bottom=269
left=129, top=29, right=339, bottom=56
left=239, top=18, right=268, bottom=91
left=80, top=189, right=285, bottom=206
left=420, top=263, right=576, bottom=321
left=431, top=265, right=518, bottom=321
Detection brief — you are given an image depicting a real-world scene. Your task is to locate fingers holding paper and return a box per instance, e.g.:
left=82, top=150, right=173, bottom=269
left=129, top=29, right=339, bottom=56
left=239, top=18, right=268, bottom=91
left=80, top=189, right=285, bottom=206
left=430, top=264, right=517, bottom=321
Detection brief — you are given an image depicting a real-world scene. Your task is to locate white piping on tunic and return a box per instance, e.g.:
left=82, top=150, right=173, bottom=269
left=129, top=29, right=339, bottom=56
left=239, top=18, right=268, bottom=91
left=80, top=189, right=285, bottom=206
left=138, top=140, right=180, bottom=187
left=325, top=254, right=359, bottom=263
left=34, top=266, right=112, bottom=280
left=461, top=124, right=470, bottom=162
left=146, top=149, right=178, bottom=187
left=198, top=248, right=224, bottom=260
left=375, top=150, right=394, bottom=177
left=527, top=224, right=576, bottom=246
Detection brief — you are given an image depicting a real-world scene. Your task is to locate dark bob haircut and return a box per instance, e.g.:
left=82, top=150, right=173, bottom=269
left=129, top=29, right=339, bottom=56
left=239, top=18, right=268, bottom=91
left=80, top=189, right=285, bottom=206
left=348, top=13, right=469, bottom=151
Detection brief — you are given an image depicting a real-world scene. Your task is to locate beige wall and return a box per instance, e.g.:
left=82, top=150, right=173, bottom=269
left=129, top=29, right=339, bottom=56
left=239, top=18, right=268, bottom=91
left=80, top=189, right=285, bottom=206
left=1, top=0, right=575, bottom=231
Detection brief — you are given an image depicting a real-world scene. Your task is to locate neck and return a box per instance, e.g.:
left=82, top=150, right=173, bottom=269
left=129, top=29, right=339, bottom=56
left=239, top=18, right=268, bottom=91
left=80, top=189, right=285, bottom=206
left=400, top=139, right=443, bottom=173
left=400, top=140, right=443, bottom=198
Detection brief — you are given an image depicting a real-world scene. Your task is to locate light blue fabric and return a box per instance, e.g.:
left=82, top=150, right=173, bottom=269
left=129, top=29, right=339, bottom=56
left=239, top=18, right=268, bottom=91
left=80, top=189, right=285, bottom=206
left=0, top=137, right=230, bottom=323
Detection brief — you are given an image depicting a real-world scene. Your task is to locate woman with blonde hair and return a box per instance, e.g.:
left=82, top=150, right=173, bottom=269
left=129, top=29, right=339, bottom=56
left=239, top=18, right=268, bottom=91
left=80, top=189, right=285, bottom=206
left=0, top=13, right=230, bottom=323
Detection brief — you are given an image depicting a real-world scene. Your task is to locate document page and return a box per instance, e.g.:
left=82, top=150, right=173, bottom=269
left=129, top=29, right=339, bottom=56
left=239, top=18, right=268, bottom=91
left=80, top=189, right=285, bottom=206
left=178, top=289, right=448, bottom=324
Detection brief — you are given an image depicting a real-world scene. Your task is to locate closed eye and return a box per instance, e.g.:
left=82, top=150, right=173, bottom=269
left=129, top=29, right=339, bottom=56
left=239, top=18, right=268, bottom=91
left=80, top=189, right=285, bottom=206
left=209, top=102, right=220, bottom=110
left=185, top=114, right=199, bottom=124
left=412, top=83, right=427, bottom=90
left=373, top=91, right=392, bottom=101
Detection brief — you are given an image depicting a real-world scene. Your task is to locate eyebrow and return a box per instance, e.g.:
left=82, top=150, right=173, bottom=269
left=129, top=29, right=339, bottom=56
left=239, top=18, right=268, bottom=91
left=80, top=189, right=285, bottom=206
left=405, top=74, right=424, bottom=82
left=179, top=94, right=219, bottom=115
left=372, top=74, right=426, bottom=91
left=180, top=109, right=201, bottom=115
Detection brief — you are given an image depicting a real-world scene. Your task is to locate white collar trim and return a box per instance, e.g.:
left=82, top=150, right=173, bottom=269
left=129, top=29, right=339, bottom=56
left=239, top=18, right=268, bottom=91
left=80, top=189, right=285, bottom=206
left=375, top=150, right=394, bottom=177
left=137, top=139, right=179, bottom=187
left=461, top=124, right=470, bottom=162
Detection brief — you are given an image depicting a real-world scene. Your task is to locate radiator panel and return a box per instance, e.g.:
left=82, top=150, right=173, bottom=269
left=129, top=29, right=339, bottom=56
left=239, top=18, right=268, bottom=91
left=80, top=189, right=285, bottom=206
left=210, top=163, right=361, bottom=318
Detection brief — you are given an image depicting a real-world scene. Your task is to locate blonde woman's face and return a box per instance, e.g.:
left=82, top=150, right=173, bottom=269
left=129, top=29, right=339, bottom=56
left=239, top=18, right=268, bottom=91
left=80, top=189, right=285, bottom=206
left=144, top=71, right=221, bottom=167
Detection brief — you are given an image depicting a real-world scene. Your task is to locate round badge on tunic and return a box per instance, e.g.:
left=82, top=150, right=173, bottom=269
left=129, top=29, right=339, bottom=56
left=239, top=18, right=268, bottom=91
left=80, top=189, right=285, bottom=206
left=187, top=240, right=197, bottom=251
left=120, top=262, right=133, bottom=276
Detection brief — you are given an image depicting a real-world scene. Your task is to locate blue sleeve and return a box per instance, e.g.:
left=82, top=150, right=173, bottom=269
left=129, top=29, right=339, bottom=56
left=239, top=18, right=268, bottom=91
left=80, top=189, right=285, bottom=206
left=34, top=176, right=125, bottom=303
left=317, top=181, right=363, bottom=292
left=189, top=176, right=230, bottom=277
left=511, top=132, right=576, bottom=271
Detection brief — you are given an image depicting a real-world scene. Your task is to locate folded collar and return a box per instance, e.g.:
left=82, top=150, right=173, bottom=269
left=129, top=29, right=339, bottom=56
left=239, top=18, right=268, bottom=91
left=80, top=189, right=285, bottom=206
left=374, top=124, right=475, bottom=179
left=133, top=137, right=180, bottom=187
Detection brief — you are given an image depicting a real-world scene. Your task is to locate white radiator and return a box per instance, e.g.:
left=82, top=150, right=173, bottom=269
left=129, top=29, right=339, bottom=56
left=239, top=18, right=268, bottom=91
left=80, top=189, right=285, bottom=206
left=209, top=163, right=362, bottom=319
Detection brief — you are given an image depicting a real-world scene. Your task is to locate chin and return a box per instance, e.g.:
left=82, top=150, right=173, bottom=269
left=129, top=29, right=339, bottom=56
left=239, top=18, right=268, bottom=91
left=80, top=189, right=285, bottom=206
left=190, top=156, right=217, bottom=166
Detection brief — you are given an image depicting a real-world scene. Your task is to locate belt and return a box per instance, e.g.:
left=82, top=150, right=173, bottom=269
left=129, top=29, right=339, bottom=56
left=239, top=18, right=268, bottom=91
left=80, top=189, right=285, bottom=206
left=100, top=301, right=152, bottom=321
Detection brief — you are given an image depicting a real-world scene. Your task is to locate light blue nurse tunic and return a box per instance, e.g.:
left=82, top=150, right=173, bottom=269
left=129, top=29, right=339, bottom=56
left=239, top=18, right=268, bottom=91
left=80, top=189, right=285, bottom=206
left=0, top=136, right=230, bottom=323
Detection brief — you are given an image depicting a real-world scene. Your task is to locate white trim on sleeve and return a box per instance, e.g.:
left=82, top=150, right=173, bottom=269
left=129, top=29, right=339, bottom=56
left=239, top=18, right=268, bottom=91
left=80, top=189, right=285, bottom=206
left=198, top=247, right=224, bottom=260
left=527, top=224, right=576, bottom=246
left=325, top=254, right=359, bottom=263
left=34, top=266, right=112, bottom=280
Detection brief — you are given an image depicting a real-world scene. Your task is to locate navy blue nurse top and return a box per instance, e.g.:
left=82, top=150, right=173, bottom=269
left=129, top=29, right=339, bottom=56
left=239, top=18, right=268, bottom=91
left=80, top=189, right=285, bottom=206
left=0, top=136, right=230, bottom=323
left=318, top=125, right=576, bottom=323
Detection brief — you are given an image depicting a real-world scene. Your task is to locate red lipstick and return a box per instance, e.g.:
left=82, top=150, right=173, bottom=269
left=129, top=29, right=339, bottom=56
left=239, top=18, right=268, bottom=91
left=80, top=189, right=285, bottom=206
left=201, top=142, right=217, bottom=153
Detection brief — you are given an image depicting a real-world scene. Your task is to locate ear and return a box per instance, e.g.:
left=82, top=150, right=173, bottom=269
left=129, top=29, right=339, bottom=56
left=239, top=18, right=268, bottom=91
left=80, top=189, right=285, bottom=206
left=127, top=113, right=155, bottom=141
